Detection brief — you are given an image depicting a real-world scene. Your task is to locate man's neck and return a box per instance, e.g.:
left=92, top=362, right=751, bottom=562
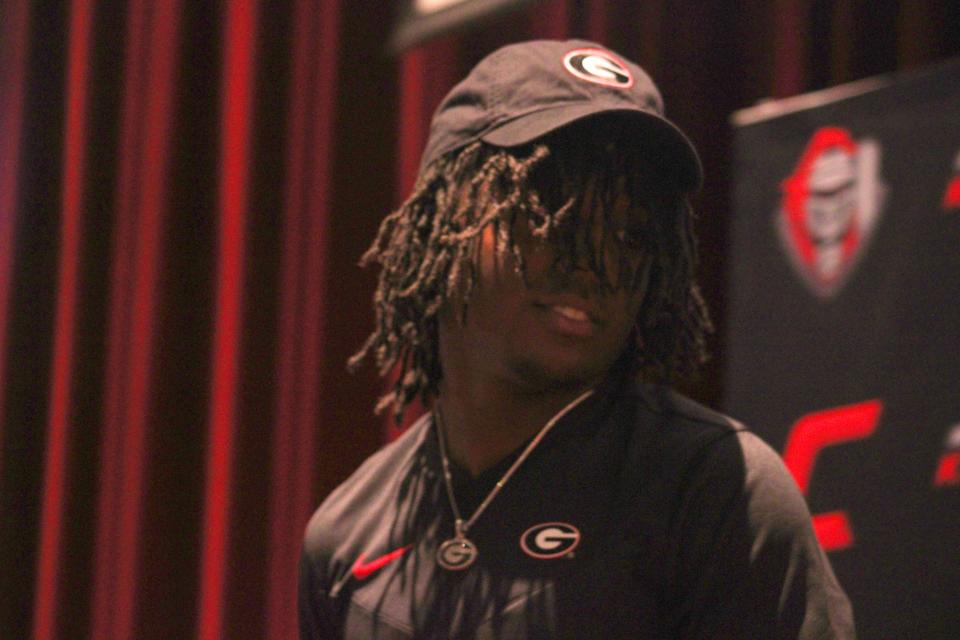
left=436, top=374, right=595, bottom=477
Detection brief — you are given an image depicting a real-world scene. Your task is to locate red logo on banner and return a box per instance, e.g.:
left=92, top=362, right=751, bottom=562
left=933, top=423, right=960, bottom=487
left=777, top=128, right=886, bottom=298
left=943, top=150, right=960, bottom=211
left=783, top=400, right=883, bottom=551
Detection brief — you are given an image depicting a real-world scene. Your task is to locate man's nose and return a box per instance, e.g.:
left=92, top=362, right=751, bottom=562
left=559, top=263, right=605, bottom=297
left=543, top=246, right=609, bottom=297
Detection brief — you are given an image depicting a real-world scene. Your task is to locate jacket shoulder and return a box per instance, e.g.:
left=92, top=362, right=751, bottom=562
left=303, top=413, right=432, bottom=560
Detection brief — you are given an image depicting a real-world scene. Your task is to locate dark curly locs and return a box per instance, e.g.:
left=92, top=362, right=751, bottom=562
left=349, top=116, right=712, bottom=420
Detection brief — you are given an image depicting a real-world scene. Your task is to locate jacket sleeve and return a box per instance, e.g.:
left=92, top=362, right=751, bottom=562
left=673, top=430, right=856, bottom=639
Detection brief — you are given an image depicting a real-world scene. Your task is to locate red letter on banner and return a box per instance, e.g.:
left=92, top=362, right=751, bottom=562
left=782, top=400, right=883, bottom=551
left=933, top=452, right=960, bottom=486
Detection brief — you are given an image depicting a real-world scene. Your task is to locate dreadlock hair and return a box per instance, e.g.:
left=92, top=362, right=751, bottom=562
left=349, top=115, right=712, bottom=421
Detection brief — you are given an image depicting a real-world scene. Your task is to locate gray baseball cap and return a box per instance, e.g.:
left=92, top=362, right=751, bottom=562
left=418, top=39, right=703, bottom=193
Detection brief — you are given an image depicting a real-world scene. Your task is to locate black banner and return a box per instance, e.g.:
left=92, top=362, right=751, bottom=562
left=726, top=61, right=960, bottom=638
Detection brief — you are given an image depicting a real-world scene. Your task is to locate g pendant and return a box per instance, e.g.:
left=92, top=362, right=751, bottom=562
left=436, top=536, right=477, bottom=570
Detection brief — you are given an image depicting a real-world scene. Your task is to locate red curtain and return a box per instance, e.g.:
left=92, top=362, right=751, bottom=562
left=1, top=1, right=957, bottom=638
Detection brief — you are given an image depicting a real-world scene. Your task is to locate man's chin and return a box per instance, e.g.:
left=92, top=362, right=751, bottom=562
left=508, top=357, right=602, bottom=395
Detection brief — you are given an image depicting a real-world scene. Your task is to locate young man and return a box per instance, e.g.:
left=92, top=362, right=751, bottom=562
left=299, top=40, right=855, bottom=639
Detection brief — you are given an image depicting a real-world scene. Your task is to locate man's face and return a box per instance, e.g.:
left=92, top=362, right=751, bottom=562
left=439, top=185, right=650, bottom=393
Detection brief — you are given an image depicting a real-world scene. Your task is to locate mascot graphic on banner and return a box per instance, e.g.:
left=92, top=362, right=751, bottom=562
left=777, top=127, right=885, bottom=297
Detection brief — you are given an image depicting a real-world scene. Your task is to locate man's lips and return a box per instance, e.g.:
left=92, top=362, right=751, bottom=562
left=532, top=298, right=603, bottom=337
left=533, top=296, right=603, bottom=323
left=550, top=304, right=592, bottom=323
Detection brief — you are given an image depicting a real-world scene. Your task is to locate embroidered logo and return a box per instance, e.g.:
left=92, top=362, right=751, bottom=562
left=351, top=545, right=411, bottom=581
left=520, top=522, right=581, bottom=559
left=563, top=48, right=633, bottom=88
left=777, top=127, right=886, bottom=298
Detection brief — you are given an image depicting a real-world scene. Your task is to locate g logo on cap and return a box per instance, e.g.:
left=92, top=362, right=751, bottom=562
left=563, top=48, right=634, bottom=89
left=520, top=522, right=581, bottom=559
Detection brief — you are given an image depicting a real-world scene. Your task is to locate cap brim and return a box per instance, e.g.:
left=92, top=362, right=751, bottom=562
left=480, top=104, right=703, bottom=193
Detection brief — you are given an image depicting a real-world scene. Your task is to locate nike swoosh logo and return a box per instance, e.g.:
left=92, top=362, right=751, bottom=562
left=351, top=545, right=412, bottom=580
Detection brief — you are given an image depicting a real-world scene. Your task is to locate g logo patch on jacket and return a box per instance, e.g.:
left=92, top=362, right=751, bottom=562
left=520, top=522, right=581, bottom=559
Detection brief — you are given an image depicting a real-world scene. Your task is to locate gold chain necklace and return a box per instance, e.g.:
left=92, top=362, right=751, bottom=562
left=433, top=389, right=595, bottom=570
